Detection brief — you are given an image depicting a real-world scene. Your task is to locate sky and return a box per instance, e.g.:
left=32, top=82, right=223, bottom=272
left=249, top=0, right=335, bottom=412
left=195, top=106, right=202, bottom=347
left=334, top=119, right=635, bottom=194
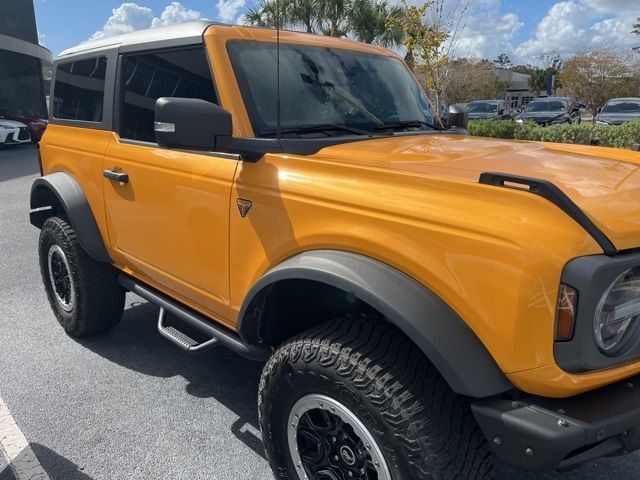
left=33, top=0, right=640, bottom=64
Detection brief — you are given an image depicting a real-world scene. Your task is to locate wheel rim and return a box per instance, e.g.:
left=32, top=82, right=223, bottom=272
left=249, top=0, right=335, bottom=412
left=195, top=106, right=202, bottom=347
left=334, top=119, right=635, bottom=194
left=47, top=245, right=75, bottom=312
left=288, top=394, right=391, bottom=480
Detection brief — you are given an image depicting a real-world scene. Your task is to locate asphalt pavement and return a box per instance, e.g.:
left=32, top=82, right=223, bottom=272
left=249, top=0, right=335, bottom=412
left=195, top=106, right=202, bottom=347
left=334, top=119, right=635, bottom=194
left=1, top=145, right=638, bottom=480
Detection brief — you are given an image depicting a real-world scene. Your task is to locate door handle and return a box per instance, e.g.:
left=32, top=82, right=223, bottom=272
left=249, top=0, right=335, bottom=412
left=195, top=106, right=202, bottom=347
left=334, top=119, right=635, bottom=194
left=103, top=169, right=129, bottom=183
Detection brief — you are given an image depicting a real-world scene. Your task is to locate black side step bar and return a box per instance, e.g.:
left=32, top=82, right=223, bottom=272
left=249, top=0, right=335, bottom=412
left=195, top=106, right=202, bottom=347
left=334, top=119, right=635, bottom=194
left=118, top=274, right=271, bottom=361
left=479, top=172, right=617, bottom=255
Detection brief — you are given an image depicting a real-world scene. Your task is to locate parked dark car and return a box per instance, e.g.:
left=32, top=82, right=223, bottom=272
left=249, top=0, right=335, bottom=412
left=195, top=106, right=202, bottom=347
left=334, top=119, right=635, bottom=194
left=466, top=100, right=512, bottom=120
left=515, top=97, right=581, bottom=126
left=594, top=98, right=640, bottom=125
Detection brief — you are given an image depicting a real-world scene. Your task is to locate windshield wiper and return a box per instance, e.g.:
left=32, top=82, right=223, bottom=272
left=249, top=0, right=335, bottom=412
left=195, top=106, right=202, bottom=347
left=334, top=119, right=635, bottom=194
left=261, top=123, right=374, bottom=137
left=374, top=120, right=442, bottom=131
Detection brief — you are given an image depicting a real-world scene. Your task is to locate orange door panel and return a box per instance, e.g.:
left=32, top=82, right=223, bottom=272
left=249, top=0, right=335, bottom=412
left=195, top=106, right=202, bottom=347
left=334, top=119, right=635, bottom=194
left=102, top=135, right=238, bottom=323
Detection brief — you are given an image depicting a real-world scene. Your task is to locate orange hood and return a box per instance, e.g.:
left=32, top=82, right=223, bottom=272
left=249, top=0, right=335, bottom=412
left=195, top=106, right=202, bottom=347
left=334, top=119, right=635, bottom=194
left=315, top=134, right=640, bottom=252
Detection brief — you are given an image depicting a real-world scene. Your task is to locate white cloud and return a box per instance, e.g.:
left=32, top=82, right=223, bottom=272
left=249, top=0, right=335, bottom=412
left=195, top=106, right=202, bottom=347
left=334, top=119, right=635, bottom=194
left=514, top=0, right=640, bottom=64
left=90, top=3, right=154, bottom=41
left=151, top=2, right=204, bottom=28
left=455, top=11, right=523, bottom=61
left=89, top=2, right=205, bottom=42
left=217, top=0, right=246, bottom=23
left=443, top=0, right=523, bottom=61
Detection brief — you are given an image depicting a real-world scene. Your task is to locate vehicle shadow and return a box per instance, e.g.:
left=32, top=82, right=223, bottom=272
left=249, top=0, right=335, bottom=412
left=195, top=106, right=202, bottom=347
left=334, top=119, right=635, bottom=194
left=75, top=297, right=640, bottom=479
left=76, top=297, right=266, bottom=460
left=0, top=145, right=39, bottom=183
left=0, top=443, right=95, bottom=480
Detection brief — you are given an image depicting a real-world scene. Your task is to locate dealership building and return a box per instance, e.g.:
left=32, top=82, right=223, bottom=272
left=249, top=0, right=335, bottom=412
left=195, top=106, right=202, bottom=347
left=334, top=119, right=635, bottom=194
left=0, top=0, right=51, bottom=119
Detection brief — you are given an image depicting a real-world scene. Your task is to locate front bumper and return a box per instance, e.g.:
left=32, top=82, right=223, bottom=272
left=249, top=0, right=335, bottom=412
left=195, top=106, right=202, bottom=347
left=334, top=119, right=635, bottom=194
left=0, top=127, right=31, bottom=144
left=472, top=374, right=640, bottom=472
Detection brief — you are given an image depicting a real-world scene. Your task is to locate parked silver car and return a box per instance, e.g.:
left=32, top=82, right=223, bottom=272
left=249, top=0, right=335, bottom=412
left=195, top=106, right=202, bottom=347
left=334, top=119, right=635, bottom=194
left=594, top=98, right=640, bottom=125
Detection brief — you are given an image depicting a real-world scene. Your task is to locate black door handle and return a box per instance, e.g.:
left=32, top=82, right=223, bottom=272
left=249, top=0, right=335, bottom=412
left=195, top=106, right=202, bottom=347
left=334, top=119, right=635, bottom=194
left=103, top=169, right=129, bottom=183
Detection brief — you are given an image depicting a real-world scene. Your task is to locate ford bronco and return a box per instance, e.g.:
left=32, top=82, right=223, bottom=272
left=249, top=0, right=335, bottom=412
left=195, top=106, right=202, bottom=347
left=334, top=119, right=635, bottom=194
left=31, top=21, right=640, bottom=480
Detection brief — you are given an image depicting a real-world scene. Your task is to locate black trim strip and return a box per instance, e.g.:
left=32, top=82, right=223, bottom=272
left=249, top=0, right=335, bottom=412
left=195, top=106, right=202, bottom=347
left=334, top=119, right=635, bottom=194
left=479, top=172, right=617, bottom=255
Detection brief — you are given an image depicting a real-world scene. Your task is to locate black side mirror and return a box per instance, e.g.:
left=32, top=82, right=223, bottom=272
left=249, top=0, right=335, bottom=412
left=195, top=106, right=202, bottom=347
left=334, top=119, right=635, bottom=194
left=155, top=97, right=232, bottom=151
left=447, top=104, right=468, bottom=130
left=597, top=107, right=602, bottom=114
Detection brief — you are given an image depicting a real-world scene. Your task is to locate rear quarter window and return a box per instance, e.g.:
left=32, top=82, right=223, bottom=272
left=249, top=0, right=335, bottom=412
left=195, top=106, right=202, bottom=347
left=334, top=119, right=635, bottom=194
left=52, top=57, right=107, bottom=122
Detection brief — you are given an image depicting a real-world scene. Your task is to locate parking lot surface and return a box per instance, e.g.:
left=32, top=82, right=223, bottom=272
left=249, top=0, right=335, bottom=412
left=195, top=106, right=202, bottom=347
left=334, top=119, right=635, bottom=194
left=1, top=145, right=638, bottom=479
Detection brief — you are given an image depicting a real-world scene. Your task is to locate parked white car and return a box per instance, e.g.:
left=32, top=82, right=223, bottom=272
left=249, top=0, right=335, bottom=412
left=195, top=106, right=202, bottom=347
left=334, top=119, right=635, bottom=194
left=0, top=119, right=31, bottom=145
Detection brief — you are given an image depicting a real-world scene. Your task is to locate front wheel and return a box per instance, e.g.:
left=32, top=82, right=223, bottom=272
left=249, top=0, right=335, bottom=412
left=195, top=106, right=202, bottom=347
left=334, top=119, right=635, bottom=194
left=259, top=316, right=495, bottom=480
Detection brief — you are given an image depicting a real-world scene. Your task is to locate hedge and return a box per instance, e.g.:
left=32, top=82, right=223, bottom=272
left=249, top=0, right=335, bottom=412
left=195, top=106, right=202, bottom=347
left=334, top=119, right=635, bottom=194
left=468, top=119, right=640, bottom=149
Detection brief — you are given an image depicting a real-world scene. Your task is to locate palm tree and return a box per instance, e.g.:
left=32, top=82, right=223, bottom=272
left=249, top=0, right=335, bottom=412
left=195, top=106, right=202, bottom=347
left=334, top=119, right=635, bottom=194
left=244, top=0, right=283, bottom=28
left=529, top=69, right=548, bottom=97
left=245, top=0, right=406, bottom=45
left=349, top=0, right=404, bottom=47
left=318, top=0, right=350, bottom=37
left=287, top=0, right=322, bottom=33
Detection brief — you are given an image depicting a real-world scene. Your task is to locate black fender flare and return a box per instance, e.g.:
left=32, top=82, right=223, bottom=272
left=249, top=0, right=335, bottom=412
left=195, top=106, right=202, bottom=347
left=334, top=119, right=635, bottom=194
left=238, top=250, right=513, bottom=398
left=30, top=172, right=110, bottom=262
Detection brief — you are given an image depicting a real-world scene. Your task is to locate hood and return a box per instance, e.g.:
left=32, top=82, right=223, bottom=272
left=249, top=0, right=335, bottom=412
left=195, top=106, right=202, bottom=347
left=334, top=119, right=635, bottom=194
left=595, top=113, right=640, bottom=125
left=518, top=111, right=568, bottom=123
left=468, top=112, right=498, bottom=120
left=0, top=119, right=26, bottom=128
left=315, top=134, right=640, bottom=251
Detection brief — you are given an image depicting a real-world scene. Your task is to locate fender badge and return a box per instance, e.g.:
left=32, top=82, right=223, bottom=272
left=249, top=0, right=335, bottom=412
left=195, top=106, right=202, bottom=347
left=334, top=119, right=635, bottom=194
left=236, top=198, right=253, bottom=218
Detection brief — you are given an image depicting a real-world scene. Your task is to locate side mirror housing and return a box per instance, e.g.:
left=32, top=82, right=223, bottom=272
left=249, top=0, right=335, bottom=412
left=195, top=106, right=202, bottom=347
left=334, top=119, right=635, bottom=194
left=155, top=98, right=232, bottom=151
left=597, top=107, right=602, bottom=114
left=447, top=104, right=468, bottom=130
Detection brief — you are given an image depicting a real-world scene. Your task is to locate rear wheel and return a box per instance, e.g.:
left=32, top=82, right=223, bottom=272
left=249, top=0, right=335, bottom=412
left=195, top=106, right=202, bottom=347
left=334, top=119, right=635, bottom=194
left=39, top=216, right=125, bottom=336
left=259, top=316, right=495, bottom=480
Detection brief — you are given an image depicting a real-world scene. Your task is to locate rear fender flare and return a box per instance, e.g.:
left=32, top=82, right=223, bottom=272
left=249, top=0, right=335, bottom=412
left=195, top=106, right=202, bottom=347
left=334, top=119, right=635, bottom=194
left=30, top=172, right=110, bottom=262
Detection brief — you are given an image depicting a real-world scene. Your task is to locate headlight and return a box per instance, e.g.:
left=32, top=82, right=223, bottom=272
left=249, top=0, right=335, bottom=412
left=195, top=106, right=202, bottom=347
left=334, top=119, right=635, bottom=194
left=515, top=118, right=523, bottom=124
left=595, top=120, right=609, bottom=125
left=594, top=267, right=640, bottom=356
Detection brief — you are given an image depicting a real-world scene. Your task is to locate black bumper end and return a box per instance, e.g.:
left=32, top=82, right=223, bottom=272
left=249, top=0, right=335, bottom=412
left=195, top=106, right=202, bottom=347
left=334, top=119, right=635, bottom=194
left=472, top=375, right=640, bottom=472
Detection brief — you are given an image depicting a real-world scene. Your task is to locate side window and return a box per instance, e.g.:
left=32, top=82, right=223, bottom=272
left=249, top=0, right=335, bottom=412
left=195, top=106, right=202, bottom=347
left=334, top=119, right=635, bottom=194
left=119, top=47, right=217, bottom=143
left=52, top=57, right=107, bottom=122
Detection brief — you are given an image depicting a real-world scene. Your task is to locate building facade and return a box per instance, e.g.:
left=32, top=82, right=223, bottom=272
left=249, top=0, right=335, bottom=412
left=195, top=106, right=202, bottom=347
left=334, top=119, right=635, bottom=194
left=0, top=0, right=51, bottom=118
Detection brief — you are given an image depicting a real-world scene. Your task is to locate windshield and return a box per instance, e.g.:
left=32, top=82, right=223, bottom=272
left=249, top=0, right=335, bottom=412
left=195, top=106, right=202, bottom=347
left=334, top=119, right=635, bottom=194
left=524, top=100, right=567, bottom=113
left=467, top=102, right=498, bottom=113
left=227, top=41, right=436, bottom=137
left=602, top=100, right=640, bottom=113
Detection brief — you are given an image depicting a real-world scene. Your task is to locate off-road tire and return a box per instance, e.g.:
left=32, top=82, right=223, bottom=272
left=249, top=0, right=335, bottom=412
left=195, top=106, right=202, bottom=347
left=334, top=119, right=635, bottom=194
left=39, top=216, right=125, bottom=336
left=259, top=316, right=495, bottom=480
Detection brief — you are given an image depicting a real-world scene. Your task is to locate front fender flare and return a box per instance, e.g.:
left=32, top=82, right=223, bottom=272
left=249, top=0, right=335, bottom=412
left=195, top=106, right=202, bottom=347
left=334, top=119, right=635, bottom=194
left=30, top=172, right=110, bottom=262
left=238, top=250, right=513, bottom=398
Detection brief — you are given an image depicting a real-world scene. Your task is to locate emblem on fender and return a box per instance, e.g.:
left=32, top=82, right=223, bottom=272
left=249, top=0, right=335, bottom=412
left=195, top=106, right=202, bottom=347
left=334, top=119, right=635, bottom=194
left=236, top=198, right=253, bottom=217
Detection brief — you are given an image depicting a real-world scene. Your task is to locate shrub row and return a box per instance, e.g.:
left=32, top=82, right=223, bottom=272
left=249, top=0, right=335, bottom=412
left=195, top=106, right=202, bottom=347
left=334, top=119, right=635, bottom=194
left=468, top=120, right=640, bottom=149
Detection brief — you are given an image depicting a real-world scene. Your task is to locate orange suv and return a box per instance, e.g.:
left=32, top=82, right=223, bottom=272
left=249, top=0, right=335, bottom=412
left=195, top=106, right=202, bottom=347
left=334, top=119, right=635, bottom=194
left=31, top=21, right=640, bottom=479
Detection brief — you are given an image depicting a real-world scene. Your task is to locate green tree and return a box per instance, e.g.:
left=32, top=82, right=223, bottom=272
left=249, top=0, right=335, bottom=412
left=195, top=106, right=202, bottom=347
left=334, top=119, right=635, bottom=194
left=349, top=0, right=404, bottom=47
left=493, top=53, right=512, bottom=70
left=390, top=0, right=470, bottom=122
left=244, top=0, right=404, bottom=46
left=529, top=69, right=548, bottom=97
left=559, top=48, right=640, bottom=114
left=244, top=0, right=284, bottom=29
